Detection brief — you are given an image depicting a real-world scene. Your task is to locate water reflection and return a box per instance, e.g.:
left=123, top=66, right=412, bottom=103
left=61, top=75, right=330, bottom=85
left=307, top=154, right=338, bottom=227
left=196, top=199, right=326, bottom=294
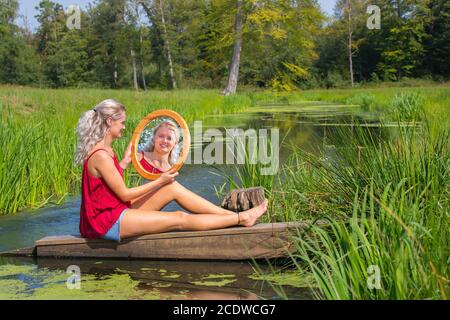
left=200, top=104, right=391, bottom=166
left=1, top=257, right=313, bottom=300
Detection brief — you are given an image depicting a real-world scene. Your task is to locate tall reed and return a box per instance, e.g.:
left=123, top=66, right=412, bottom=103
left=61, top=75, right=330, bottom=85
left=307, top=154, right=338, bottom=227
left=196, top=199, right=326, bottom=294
left=274, top=120, right=449, bottom=299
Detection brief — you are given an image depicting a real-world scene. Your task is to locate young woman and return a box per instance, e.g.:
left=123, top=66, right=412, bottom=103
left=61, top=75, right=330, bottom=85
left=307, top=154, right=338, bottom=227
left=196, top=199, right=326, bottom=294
left=75, top=99, right=268, bottom=242
left=137, top=120, right=180, bottom=173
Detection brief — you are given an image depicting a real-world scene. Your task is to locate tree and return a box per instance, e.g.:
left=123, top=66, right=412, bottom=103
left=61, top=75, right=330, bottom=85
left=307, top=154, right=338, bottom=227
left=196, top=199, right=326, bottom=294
left=222, top=0, right=243, bottom=95
left=425, top=0, right=450, bottom=77
left=35, top=0, right=89, bottom=87
left=345, top=0, right=354, bottom=86
left=124, top=0, right=144, bottom=90
left=207, top=0, right=324, bottom=93
left=331, top=0, right=369, bottom=85
left=0, top=0, right=22, bottom=83
left=242, top=0, right=324, bottom=90
left=84, top=0, right=132, bottom=88
left=0, top=0, right=41, bottom=85
left=45, top=30, right=89, bottom=87
left=139, top=0, right=179, bottom=89
left=374, top=0, right=430, bottom=80
left=0, top=0, right=446, bottom=88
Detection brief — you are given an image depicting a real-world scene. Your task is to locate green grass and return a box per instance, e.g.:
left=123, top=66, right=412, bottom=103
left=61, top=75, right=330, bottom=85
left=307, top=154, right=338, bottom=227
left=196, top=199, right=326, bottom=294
left=284, top=123, right=449, bottom=299
left=246, top=122, right=449, bottom=299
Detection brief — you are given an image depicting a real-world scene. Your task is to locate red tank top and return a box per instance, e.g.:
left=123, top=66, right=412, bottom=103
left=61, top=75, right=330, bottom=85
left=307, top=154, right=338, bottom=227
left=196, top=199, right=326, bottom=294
left=79, top=149, right=130, bottom=239
left=140, top=151, right=163, bottom=174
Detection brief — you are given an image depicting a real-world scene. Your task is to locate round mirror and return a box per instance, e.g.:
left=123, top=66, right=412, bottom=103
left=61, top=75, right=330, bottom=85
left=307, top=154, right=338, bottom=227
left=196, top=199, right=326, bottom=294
left=131, top=109, right=190, bottom=180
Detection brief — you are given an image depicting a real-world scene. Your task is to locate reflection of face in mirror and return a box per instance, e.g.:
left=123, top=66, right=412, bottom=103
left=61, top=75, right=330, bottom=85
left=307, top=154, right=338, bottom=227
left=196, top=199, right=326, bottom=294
left=136, top=117, right=182, bottom=174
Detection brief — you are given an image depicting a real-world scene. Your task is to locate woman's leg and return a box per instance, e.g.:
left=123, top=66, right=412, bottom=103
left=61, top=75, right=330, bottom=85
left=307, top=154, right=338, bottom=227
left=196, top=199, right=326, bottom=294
left=131, top=181, right=235, bottom=215
left=120, top=200, right=268, bottom=239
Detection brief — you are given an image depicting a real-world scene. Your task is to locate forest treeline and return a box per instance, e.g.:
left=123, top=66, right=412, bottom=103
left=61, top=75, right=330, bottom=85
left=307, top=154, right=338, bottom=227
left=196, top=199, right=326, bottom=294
left=0, top=0, right=449, bottom=91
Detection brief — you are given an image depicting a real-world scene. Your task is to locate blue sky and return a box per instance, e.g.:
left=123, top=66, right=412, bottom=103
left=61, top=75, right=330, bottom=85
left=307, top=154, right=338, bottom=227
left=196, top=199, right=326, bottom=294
left=17, top=0, right=337, bottom=31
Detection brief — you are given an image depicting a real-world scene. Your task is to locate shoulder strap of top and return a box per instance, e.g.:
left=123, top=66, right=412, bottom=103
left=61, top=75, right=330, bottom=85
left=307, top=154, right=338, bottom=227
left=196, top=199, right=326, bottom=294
left=141, top=151, right=151, bottom=164
left=85, top=148, right=114, bottom=163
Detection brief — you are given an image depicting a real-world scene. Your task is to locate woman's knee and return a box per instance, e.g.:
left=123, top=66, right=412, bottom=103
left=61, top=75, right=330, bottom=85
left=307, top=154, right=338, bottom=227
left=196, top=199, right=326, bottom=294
left=173, top=210, right=189, bottom=230
left=160, top=181, right=183, bottom=198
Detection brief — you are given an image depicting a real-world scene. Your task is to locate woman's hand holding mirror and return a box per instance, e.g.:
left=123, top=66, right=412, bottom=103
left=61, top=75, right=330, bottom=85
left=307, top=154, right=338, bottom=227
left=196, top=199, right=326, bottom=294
left=157, top=169, right=179, bottom=186
left=120, top=141, right=133, bottom=170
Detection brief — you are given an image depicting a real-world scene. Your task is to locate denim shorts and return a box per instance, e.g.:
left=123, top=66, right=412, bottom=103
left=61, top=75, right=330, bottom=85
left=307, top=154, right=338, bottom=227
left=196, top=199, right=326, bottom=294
left=102, top=209, right=127, bottom=242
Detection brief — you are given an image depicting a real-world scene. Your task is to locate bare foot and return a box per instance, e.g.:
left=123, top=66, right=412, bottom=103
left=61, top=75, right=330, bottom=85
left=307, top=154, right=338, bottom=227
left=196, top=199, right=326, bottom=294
left=238, top=199, right=268, bottom=227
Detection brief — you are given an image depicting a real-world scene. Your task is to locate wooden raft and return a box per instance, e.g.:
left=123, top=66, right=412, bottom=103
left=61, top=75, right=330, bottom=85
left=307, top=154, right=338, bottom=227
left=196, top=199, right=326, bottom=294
left=30, top=222, right=305, bottom=260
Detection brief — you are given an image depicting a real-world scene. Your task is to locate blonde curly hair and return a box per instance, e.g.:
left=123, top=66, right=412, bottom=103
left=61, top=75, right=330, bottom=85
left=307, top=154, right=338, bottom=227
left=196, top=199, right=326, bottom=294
left=74, top=99, right=126, bottom=165
left=143, top=120, right=180, bottom=166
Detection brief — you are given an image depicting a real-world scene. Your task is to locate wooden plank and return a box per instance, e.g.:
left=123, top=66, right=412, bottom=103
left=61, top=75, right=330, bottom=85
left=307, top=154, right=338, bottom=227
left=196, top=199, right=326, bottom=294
left=34, top=222, right=304, bottom=260
left=35, top=222, right=306, bottom=246
left=0, top=246, right=35, bottom=257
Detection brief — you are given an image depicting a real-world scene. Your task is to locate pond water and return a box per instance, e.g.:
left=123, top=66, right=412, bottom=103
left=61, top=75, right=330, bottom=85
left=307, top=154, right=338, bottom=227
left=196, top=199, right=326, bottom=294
left=0, top=101, right=389, bottom=300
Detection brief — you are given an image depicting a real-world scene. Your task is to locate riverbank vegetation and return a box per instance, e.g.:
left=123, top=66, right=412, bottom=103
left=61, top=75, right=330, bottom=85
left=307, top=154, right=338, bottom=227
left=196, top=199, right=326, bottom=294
left=1, top=83, right=448, bottom=300
left=225, top=86, right=449, bottom=299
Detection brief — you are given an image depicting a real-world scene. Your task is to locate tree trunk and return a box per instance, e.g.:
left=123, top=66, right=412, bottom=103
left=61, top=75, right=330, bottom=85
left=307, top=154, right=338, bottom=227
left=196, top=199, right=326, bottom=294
left=114, top=56, right=118, bottom=87
left=347, top=0, right=354, bottom=87
left=158, top=0, right=177, bottom=89
left=141, top=60, right=147, bottom=91
left=131, top=49, right=139, bottom=90
left=221, top=187, right=265, bottom=212
left=140, top=29, right=147, bottom=91
left=139, top=0, right=176, bottom=89
left=222, top=0, right=244, bottom=96
left=44, top=32, right=48, bottom=56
